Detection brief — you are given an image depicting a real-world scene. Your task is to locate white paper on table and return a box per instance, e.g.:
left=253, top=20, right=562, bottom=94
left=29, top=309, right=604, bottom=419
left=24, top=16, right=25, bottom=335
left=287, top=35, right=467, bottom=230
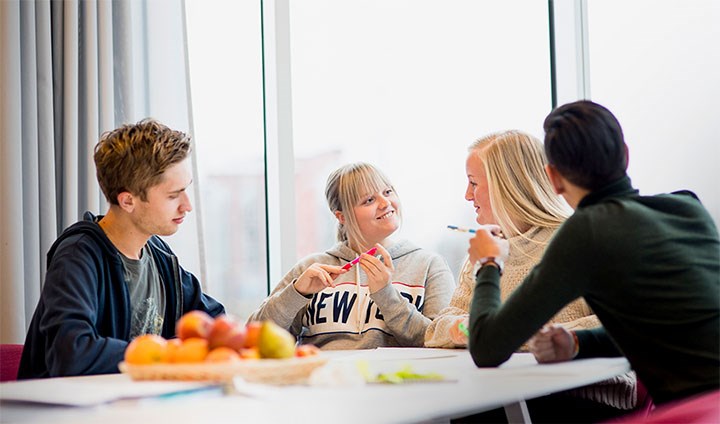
left=0, top=374, right=219, bottom=406
left=333, top=347, right=464, bottom=362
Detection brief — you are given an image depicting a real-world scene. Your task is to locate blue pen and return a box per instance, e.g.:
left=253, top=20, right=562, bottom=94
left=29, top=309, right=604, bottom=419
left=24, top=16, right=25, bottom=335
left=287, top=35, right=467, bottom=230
left=447, top=225, right=476, bottom=234
left=448, top=225, right=505, bottom=239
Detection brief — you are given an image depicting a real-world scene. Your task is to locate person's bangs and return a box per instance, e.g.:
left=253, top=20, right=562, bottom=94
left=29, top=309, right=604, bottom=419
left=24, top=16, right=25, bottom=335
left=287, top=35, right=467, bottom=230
left=347, top=169, right=391, bottom=205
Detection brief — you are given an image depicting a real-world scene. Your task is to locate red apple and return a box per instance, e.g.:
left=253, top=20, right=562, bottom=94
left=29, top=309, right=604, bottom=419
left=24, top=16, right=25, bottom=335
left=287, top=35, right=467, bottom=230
left=176, top=310, right=214, bottom=340
left=208, top=315, right=247, bottom=351
left=295, top=344, right=320, bottom=357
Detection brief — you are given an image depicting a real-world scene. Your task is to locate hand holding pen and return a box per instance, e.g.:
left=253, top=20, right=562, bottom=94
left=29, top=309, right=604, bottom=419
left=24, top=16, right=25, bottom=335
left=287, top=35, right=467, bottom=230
left=447, top=225, right=505, bottom=239
left=449, top=316, right=470, bottom=346
left=294, top=262, right=348, bottom=296
left=341, top=246, right=378, bottom=270
left=449, top=224, right=509, bottom=265
left=357, top=244, right=394, bottom=294
left=467, top=226, right=510, bottom=266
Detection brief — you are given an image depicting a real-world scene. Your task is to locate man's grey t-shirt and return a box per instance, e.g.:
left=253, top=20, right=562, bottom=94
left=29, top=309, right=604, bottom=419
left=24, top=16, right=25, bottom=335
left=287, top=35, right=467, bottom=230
left=120, top=245, right=165, bottom=339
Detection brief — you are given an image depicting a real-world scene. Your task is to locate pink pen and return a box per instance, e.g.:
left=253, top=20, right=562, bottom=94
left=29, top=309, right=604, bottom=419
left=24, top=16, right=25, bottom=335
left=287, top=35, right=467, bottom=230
left=341, top=247, right=378, bottom=271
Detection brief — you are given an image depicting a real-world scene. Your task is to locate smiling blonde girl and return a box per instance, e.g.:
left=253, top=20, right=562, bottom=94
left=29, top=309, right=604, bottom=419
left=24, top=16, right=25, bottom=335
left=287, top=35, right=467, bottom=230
left=248, top=162, right=454, bottom=349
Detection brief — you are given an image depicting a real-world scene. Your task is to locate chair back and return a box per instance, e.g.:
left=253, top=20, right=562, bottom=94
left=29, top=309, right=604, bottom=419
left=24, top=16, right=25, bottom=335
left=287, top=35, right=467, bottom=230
left=608, top=389, right=719, bottom=423
left=0, top=344, right=24, bottom=382
left=634, top=378, right=655, bottom=418
left=644, top=390, right=719, bottom=423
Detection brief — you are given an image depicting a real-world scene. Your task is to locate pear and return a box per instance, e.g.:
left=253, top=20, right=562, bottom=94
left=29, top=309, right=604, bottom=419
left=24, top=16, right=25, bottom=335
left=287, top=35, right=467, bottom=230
left=258, top=320, right=296, bottom=359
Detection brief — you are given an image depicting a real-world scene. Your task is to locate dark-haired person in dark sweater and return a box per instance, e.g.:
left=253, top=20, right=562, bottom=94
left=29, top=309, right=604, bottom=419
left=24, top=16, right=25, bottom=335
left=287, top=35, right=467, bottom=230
left=465, top=100, right=719, bottom=420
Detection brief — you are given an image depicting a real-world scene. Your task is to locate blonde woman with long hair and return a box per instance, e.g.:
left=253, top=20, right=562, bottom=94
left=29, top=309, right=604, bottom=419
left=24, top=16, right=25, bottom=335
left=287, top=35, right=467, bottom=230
left=425, top=130, right=636, bottom=421
left=426, top=130, right=597, bottom=348
left=249, top=162, right=454, bottom=349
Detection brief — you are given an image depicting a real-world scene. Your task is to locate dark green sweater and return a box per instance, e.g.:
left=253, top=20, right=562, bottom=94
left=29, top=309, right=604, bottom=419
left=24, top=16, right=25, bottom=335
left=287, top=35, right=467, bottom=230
left=469, top=176, right=720, bottom=405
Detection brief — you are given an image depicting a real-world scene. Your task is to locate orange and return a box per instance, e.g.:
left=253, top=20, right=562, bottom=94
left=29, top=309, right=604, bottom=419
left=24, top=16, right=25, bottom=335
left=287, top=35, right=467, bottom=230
left=244, top=321, right=262, bottom=348
left=205, top=347, right=241, bottom=363
left=172, top=337, right=209, bottom=363
left=166, top=338, right=183, bottom=363
left=124, top=334, right=168, bottom=364
left=239, top=347, right=261, bottom=360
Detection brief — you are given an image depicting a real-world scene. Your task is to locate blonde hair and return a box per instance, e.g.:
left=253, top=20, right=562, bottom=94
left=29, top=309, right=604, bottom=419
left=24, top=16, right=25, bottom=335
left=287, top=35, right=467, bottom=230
left=470, top=130, right=569, bottom=238
left=325, top=162, right=401, bottom=251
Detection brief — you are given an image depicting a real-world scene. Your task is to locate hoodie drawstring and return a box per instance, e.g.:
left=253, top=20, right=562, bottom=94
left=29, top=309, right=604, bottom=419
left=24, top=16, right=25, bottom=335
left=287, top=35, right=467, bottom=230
left=355, top=265, right=364, bottom=334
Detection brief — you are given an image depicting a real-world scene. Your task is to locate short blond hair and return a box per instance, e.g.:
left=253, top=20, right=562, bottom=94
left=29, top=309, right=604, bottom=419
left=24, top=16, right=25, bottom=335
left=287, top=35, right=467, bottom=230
left=470, top=130, right=569, bottom=238
left=325, top=162, right=401, bottom=250
left=94, top=118, right=191, bottom=205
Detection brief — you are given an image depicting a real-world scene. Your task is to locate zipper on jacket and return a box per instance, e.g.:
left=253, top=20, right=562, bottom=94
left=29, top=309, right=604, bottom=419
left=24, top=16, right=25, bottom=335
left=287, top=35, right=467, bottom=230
left=171, top=255, right=183, bottom=320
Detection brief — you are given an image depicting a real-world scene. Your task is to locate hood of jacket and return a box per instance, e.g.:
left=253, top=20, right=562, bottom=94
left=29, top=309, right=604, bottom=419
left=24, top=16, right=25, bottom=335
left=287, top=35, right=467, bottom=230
left=47, top=211, right=177, bottom=267
left=46, top=211, right=119, bottom=266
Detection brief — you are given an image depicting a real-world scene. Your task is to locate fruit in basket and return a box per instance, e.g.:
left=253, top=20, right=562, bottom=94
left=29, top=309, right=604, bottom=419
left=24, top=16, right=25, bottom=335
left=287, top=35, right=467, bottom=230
left=166, top=338, right=182, bottom=363
left=205, top=347, right=241, bottom=363
left=239, top=347, right=261, bottom=359
left=176, top=310, right=214, bottom=340
left=258, top=320, right=296, bottom=359
left=208, top=315, right=246, bottom=350
left=244, top=321, right=262, bottom=348
left=172, top=337, right=209, bottom=363
left=124, top=334, right=168, bottom=364
left=295, top=344, right=320, bottom=357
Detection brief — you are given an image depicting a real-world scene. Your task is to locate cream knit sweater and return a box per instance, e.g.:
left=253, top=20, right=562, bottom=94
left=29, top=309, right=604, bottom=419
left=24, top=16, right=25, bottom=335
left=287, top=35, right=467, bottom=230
left=425, top=226, right=637, bottom=410
left=425, top=226, right=597, bottom=348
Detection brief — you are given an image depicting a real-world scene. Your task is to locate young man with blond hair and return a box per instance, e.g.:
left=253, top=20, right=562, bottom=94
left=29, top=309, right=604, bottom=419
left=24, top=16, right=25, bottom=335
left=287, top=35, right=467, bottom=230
left=19, top=119, right=224, bottom=379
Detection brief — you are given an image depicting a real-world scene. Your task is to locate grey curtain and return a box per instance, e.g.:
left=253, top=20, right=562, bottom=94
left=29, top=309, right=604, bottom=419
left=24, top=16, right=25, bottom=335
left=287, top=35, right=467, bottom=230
left=0, top=0, right=200, bottom=344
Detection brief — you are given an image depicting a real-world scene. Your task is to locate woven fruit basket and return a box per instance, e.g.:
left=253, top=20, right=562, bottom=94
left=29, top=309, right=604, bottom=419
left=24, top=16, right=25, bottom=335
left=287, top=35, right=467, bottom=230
left=119, top=355, right=328, bottom=385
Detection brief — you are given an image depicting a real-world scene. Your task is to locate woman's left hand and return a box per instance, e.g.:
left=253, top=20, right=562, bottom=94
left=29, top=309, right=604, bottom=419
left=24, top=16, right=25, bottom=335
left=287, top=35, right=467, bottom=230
left=449, top=316, right=469, bottom=345
left=359, top=243, right=394, bottom=293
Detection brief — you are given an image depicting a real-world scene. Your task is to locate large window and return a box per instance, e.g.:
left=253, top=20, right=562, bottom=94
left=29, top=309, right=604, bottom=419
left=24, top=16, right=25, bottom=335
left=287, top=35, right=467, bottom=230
left=289, top=1, right=552, bottom=276
left=185, top=0, right=267, bottom=320
left=183, top=1, right=719, bottom=317
left=586, top=0, right=720, bottom=224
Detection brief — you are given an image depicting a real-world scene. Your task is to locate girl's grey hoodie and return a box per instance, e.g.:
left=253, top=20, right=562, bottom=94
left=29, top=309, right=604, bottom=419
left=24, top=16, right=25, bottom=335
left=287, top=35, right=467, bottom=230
left=247, top=239, right=455, bottom=349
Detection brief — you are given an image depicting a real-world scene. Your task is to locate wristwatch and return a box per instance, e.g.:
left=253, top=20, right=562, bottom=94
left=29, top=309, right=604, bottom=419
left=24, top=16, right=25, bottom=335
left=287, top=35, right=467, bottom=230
left=474, top=257, right=504, bottom=276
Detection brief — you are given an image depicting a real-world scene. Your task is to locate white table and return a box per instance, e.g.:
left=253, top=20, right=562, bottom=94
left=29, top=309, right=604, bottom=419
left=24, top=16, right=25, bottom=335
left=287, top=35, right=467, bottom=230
left=0, top=349, right=630, bottom=424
